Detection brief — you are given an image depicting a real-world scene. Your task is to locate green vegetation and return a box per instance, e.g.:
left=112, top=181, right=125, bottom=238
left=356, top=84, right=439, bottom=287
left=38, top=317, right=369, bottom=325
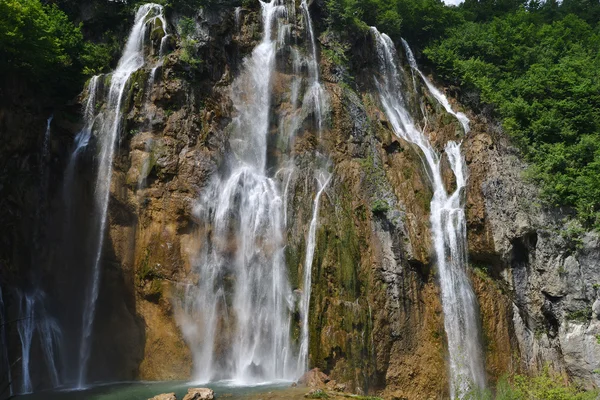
left=565, top=308, right=591, bottom=323
left=425, top=6, right=600, bottom=228
left=305, top=389, right=329, bottom=399
left=371, top=199, right=389, bottom=214
left=465, top=369, right=599, bottom=399
left=178, top=16, right=201, bottom=67
left=0, top=0, right=112, bottom=95
left=323, top=0, right=462, bottom=47
left=325, top=0, right=600, bottom=230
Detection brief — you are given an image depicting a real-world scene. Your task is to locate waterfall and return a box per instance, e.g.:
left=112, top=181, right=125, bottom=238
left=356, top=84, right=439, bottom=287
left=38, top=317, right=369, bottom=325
left=400, top=39, right=470, bottom=134
left=42, top=116, right=53, bottom=163
left=76, top=4, right=166, bottom=387
left=178, top=0, right=297, bottom=384
left=371, top=28, right=486, bottom=398
left=15, top=290, right=61, bottom=394
left=36, top=115, right=53, bottom=253
left=300, top=0, right=326, bottom=135
left=63, top=76, right=99, bottom=216
left=17, top=294, right=33, bottom=394
left=298, top=170, right=330, bottom=373
left=294, top=0, right=330, bottom=375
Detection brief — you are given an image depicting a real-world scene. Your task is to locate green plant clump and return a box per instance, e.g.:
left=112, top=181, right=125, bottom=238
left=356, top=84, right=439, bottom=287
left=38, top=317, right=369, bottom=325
left=371, top=199, right=389, bottom=214
left=465, top=369, right=599, bottom=399
left=305, top=389, right=329, bottom=399
left=178, top=16, right=201, bottom=67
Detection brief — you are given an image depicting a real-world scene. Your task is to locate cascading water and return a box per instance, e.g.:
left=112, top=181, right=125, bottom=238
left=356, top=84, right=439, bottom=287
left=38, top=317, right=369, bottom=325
left=300, top=0, right=326, bottom=135
left=15, top=291, right=61, bottom=394
left=42, top=116, right=53, bottom=163
left=294, top=0, right=330, bottom=375
left=297, top=170, right=330, bottom=373
left=400, top=39, right=470, bottom=134
left=13, top=116, right=64, bottom=395
left=17, top=294, right=34, bottom=394
left=371, top=28, right=486, bottom=398
left=76, top=4, right=166, bottom=387
left=63, top=76, right=99, bottom=221
left=178, top=0, right=297, bottom=384
left=35, top=115, right=53, bottom=253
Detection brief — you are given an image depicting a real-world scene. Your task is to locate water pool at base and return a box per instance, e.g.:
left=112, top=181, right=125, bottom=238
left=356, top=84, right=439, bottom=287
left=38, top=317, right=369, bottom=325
left=16, top=381, right=307, bottom=400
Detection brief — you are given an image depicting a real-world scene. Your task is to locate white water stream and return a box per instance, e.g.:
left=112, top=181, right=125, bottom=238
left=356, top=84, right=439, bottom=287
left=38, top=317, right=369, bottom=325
left=77, top=4, right=166, bottom=388
left=178, top=0, right=297, bottom=384
left=16, top=290, right=61, bottom=394
left=297, top=170, right=330, bottom=373
left=372, top=28, right=486, bottom=398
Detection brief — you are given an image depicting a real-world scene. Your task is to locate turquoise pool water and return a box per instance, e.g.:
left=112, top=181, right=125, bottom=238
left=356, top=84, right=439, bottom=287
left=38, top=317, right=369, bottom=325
left=16, top=380, right=299, bottom=399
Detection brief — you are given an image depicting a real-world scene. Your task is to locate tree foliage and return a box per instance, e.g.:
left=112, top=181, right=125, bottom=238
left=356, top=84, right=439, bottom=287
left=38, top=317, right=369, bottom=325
left=323, top=0, right=600, bottom=228
left=0, top=0, right=114, bottom=96
left=324, top=0, right=462, bottom=46
left=425, top=6, right=600, bottom=227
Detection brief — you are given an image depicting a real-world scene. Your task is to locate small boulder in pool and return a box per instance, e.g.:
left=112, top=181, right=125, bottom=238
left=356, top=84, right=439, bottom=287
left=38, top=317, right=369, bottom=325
left=182, top=387, right=215, bottom=400
left=148, top=393, right=177, bottom=400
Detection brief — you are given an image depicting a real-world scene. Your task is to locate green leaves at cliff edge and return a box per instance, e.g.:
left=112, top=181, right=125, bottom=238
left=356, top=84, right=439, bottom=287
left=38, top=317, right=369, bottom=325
left=425, top=5, right=600, bottom=228
left=0, top=0, right=112, bottom=95
left=324, top=0, right=462, bottom=47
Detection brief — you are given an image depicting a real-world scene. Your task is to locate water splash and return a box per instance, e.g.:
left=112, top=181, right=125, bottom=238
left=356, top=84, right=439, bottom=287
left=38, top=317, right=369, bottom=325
left=371, top=28, right=486, bottom=398
left=77, top=4, right=166, bottom=388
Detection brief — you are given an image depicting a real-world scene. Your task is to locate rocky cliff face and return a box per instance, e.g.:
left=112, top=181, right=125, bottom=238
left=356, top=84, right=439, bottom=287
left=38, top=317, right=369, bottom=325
left=1, top=0, right=599, bottom=398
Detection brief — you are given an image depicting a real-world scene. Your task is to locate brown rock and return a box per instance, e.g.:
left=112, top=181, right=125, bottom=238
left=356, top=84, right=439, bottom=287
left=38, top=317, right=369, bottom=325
left=298, top=368, right=330, bottom=388
left=148, top=393, right=177, bottom=400
left=182, top=387, right=215, bottom=400
left=326, top=380, right=346, bottom=393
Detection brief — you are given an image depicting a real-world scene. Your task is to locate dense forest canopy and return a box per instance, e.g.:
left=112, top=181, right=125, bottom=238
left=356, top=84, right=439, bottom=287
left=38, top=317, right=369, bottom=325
left=1, top=0, right=600, bottom=227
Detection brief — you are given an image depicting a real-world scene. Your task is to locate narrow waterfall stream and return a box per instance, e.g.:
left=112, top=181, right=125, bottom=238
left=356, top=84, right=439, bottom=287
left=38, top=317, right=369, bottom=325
left=300, top=0, right=326, bottom=135
left=16, top=291, right=61, bottom=394
left=76, top=4, right=167, bottom=387
left=13, top=114, right=63, bottom=395
left=400, top=39, right=470, bottom=134
left=296, top=0, right=330, bottom=376
left=297, top=171, right=330, bottom=373
left=371, top=28, right=486, bottom=397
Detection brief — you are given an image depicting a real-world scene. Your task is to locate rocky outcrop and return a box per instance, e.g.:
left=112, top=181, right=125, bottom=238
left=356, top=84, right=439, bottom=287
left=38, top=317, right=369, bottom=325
left=181, top=388, right=214, bottom=400
left=463, top=114, right=600, bottom=387
left=299, top=368, right=330, bottom=388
